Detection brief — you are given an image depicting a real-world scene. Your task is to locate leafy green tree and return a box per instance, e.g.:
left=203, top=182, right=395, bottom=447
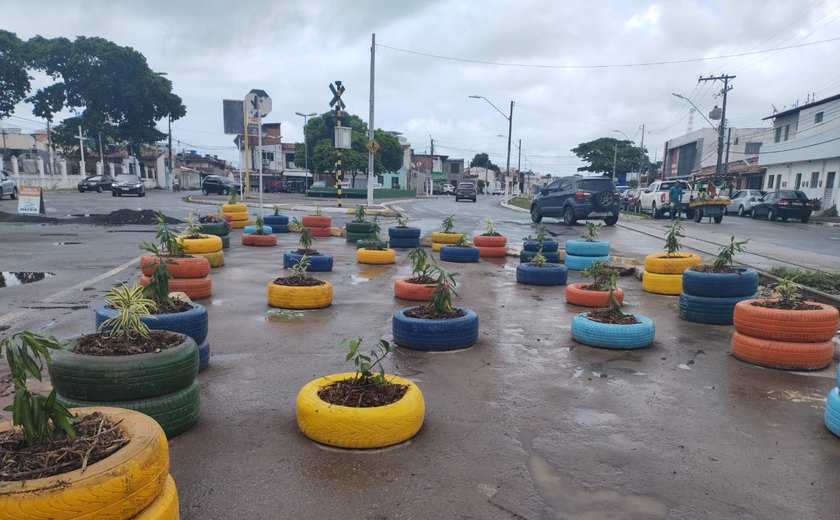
left=470, top=153, right=499, bottom=172
left=0, top=30, right=31, bottom=117
left=572, top=137, right=649, bottom=178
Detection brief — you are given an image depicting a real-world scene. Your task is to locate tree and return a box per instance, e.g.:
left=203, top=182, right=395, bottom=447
left=571, top=137, right=649, bottom=178
left=0, top=30, right=30, bottom=118
left=470, top=153, right=499, bottom=172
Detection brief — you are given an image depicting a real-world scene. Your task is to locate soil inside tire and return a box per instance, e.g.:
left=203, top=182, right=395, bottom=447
left=405, top=306, right=465, bottom=320
left=272, top=276, right=326, bottom=287
left=295, top=248, right=321, bottom=256
left=691, top=265, right=739, bottom=274
left=74, top=331, right=183, bottom=356
left=317, top=378, right=408, bottom=408
left=751, top=300, right=822, bottom=311
left=0, top=412, right=129, bottom=481
left=586, top=310, right=639, bottom=325
left=407, top=276, right=437, bottom=284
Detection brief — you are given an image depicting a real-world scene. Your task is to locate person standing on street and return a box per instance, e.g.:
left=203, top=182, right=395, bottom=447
left=669, top=183, right=684, bottom=220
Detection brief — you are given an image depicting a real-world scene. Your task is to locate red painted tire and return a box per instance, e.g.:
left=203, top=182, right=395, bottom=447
left=139, top=254, right=210, bottom=279
left=565, top=282, right=625, bottom=307
left=394, top=277, right=436, bottom=301
left=307, top=226, right=331, bottom=237
left=731, top=331, right=833, bottom=370
left=242, top=233, right=277, bottom=247
left=139, top=275, right=212, bottom=300
left=473, top=235, right=507, bottom=248
left=733, top=299, right=839, bottom=342
left=302, top=215, right=331, bottom=228
left=478, top=246, right=507, bottom=258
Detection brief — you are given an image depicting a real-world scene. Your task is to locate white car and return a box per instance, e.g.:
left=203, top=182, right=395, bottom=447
left=442, top=184, right=455, bottom=195
left=491, top=187, right=504, bottom=195
left=726, top=189, right=766, bottom=216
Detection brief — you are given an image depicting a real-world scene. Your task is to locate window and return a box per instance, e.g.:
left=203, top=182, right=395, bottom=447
left=815, top=111, right=824, bottom=124
left=262, top=152, right=274, bottom=161
left=450, top=163, right=460, bottom=174
left=784, top=125, right=790, bottom=141
left=774, top=127, right=782, bottom=143
left=284, top=153, right=296, bottom=169
left=745, top=142, right=762, bottom=155
left=767, top=175, right=775, bottom=189
left=811, top=172, right=819, bottom=188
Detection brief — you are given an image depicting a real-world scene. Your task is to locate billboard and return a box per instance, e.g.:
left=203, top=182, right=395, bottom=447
left=223, top=99, right=258, bottom=135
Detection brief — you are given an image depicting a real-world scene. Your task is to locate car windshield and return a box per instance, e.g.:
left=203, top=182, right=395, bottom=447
left=777, top=190, right=808, bottom=200
left=458, top=183, right=474, bottom=188
left=115, top=175, right=140, bottom=182
left=577, top=179, right=612, bottom=191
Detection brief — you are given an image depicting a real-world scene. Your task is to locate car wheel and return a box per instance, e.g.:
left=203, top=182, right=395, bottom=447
left=202, top=188, right=208, bottom=195
left=781, top=216, right=788, bottom=222
left=738, top=205, right=745, bottom=217
left=604, top=215, right=618, bottom=226
left=223, top=188, right=229, bottom=195
left=563, top=206, right=576, bottom=226
left=801, top=214, right=810, bottom=223
left=10, top=187, right=16, bottom=200
left=651, top=203, right=661, bottom=219
left=141, top=188, right=146, bottom=197
left=767, top=208, right=775, bottom=221
left=78, top=188, right=85, bottom=193
left=97, top=186, right=103, bottom=193
left=530, top=205, right=542, bottom=223
left=750, top=208, right=757, bottom=219
left=112, top=191, right=117, bottom=197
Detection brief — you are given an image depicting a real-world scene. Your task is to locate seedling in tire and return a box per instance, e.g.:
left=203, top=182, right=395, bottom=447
left=273, top=205, right=282, bottom=216
left=98, top=283, right=156, bottom=340
left=441, top=215, right=455, bottom=233
left=581, top=261, right=620, bottom=291
left=253, top=213, right=266, bottom=235
left=428, top=262, right=459, bottom=315
left=366, top=217, right=386, bottom=250
left=396, top=216, right=408, bottom=228
left=483, top=219, right=500, bottom=236
left=711, top=236, right=749, bottom=271
left=663, top=219, right=684, bottom=257
left=774, top=278, right=802, bottom=309
left=409, top=246, right=435, bottom=283
left=353, top=204, right=368, bottom=223
left=288, top=255, right=312, bottom=282
left=583, top=222, right=602, bottom=242
left=525, top=223, right=548, bottom=244
left=185, top=212, right=203, bottom=239
left=530, top=247, right=547, bottom=268
left=292, top=217, right=316, bottom=253
left=227, top=189, right=237, bottom=205
left=341, top=337, right=396, bottom=386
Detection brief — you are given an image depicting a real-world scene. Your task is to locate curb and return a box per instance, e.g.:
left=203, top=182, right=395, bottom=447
left=500, top=198, right=530, bottom=213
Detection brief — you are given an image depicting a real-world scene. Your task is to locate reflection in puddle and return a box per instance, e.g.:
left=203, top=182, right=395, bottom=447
left=350, top=274, right=371, bottom=284
left=0, top=272, right=55, bottom=288
left=266, top=309, right=307, bottom=321
left=351, top=265, right=390, bottom=284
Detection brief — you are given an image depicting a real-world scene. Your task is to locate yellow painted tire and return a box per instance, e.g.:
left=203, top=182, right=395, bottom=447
left=432, top=242, right=443, bottom=252
left=357, top=248, right=396, bottom=265
left=642, top=271, right=683, bottom=295
left=431, top=232, right=463, bottom=244
left=133, top=474, right=178, bottom=520
left=177, top=235, right=223, bottom=254
left=267, top=281, right=332, bottom=309
left=644, top=252, right=701, bottom=274
left=0, top=407, right=168, bottom=520
left=296, top=372, right=425, bottom=449
left=222, top=203, right=246, bottom=213
left=230, top=219, right=253, bottom=229
left=192, top=250, right=224, bottom=267
left=226, top=211, right=250, bottom=221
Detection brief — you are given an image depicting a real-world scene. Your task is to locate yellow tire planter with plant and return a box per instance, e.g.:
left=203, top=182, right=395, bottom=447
left=642, top=220, right=700, bottom=295
left=177, top=234, right=223, bottom=254
left=134, top=474, right=179, bottom=519
left=296, top=372, right=425, bottom=449
left=227, top=210, right=249, bottom=221
left=357, top=248, right=397, bottom=265
left=644, top=252, right=701, bottom=274
left=0, top=407, right=172, bottom=520
left=267, top=281, right=333, bottom=309
left=193, top=249, right=225, bottom=267
left=431, top=231, right=463, bottom=244
left=222, top=203, right=246, bottom=213
left=230, top=219, right=253, bottom=229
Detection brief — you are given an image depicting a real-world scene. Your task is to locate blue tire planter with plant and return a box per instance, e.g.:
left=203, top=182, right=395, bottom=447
left=272, top=224, right=290, bottom=233
left=389, top=226, right=421, bottom=239
left=524, top=239, right=558, bottom=252
left=565, top=239, right=610, bottom=257
left=244, top=224, right=273, bottom=234
left=825, top=387, right=840, bottom=438
left=440, top=245, right=480, bottom=263
left=283, top=251, right=333, bottom=271
left=520, top=250, right=560, bottom=263
left=682, top=267, right=758, bottom=298
left=392, top=307, right=479, bottom=351
left=95, top=302, right=208, bottom=347
left=264, top=214, right=289, bottom=228
left=389, top=237, right=420, bottom=249
left=565, top=254, right=611, bottom=271
left=570, top=313, right=655, bottom=350
left=516, top=263, right=568, bottom=286
left=678, top=293, right=754, bottom=325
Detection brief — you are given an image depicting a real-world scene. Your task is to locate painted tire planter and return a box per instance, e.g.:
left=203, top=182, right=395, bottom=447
left=564, top=254, right=611, bottom=271
left=197, top=222, right=228, bottom=236
left=302, top=215, right=331, bottom=228
left=194, top=250, right=224, bottom=268
left=307, top=226, right=332, bottom=238
left=565, top=240, right=610, bottom=257
left=271, top=224, right=289, bottom=233
left=479, top=246, right=507, bottom=258
left=565, top=283, right=625, bottom=307
left=198, top=340, right=211, bottom=372
left=242, top=233, right=277, bottom=247
left=644, top=252, right=701, bottom=274
left=524, top=239, right=559, bottom=252
left=430, top=232, right=463, bottom=244
left=267, top=281, right=333, bottom=309
left=227, top=211, right=249, bottom=222
left=389, top=237, right=420, bottom=249
left=356, top=239, right=388, bottom=249
left=679, top=293, right=754, bottom=325
left=283, top=251, right=333, bottom=271
left=389, top=226, right=421, bottom=239
left=230, top=219, right=253, bottom=229
left=346, top=221, right=374, bottom=233
left=222, top=203, right=246, bottom=212
left=95, top=302, right=209, bottom=346
left=243, top=224, right=273, bottom=234
left=642, top=271, right=682, bottom=295
left=520, top=250, right=561, bottom=263
left=473, top=235, right=507, bottom=248
left=432, top=242, right=443, bottom=252
left=392, top=307, right=479, bottom=351
left=516, top=263, right=568, bottom=286
left=357, top=248, right=397, bottom=265
left=0, top=407, right=171, bottom=520
left=220, top=234, right=230, bottom=249
left=731, top=331, right=833, bottom=370
left=134, top=474, right=179, bottom=519
left=296, top=372, right=425, bottom=449
left=139, top=275, right=211, bottom=300
left=824, top=387, right=840, bottom=438
left=440, top=245, right=480, bottom=263
left=571, top=313, right=655, bottom=349
left=139, top=254, right=210, bottom=279
left=682, top=267, right=758, bottom=298
left=177, top=234, right=223, bottom=254
left=733, top=299, right=839, bottom=342
left=346, top=231, right=375, bottom=243
left=263, top=215, right=289, bottom=227
left=394, top=277, right=437, bottom=301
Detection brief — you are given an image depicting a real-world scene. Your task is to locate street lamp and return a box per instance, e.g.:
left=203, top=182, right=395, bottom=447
left=295, top=111, right=316, bottom=189
left=672, top=93, right=716, bottom=128
left=470, top=95, right=513, bottom=197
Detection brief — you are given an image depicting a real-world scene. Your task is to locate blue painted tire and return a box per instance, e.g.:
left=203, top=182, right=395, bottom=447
left=221, top=234, right=230, bottom=249
left=389, top=226, right=421, bottom=239
left=682, top=267, right=759, bottom=298
left=283, top=251, right=333, bottom=271
left=198, top=340, right=210, bottom=371
left=392, top=307, right=478, bottom=351
left=389, top=237, right=420, bottom=249
left=440, top=245, right=480, bottom=263
left=264, top=215, right=289, bottom=227
left=244, top=224, right=272, bottom=234
left=566, top=240, right=610, bottom=257
left=679, top=293, right=755, bottom=325
left=520, top=250, right=561, bottom=263
left=272, top=224, right=289, bottom=233
left=571, top=313, right=655, bottom=349
left=96, top=302, right=208, bottom=346
left=516, top=263, right=568, bottom=286
left=565, top=254, right=611, bottom=271
left=524, top=240, right=559, bottom=252
left=825, top=387, right=840, bottom=438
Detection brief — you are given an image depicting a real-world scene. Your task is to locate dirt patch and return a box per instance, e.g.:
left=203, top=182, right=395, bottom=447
left=74, top=330, right=183, bottom=356
left=272, top=276, right=326, bottom=287
left=318, top=377, right=408, bottom=408
left=692, top=265, right=739, bottom=274
left=406, top=276, right=436, bottom=285
left=294, top=248, right=321, bottom=256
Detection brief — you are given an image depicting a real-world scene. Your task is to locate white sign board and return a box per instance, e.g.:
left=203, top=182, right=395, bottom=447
left=18, top=186, right=44, bottom=215
left=334, top=126, right=352, bottom=149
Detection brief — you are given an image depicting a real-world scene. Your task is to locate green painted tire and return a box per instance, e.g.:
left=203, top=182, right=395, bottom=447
left=198, top=222, right=228, bottom=236
left=356, top=239, right=388, bottom=249
left=346, top=222, right=374, bottom=233
left=221, top=234, right=230, bottom=249
left=346, top=231, right=374, bottom=243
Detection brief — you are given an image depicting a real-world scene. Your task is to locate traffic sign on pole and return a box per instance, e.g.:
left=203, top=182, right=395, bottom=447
left=366, top=139, right=380, bottom=154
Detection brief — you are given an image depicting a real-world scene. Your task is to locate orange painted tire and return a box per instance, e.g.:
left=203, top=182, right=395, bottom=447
left=308, top=226, right=331, bottom=237
left=302, top=215, right=331, bottom=228
left=644, top=252, right=701, bottom=274
left=473, top=235, right=507, bottom=247
left=139, top=254, right=210, bottom=279
left=222, top=203, right=246, bottom=213
left=242, top=233, right=277, bottom=247
left=478, top=246, right=507, bottom=258
left=733, top=299, right=839, bottom=342
left=176, top=234, right=223, bottom=254
left=731, top=331, right=833, bottom=370
left=565, top=282, right=625, bottom=307
left=227, top=211, right=249, bottom=221
left=394, top=277, right=436, bottom=301
left=139, top=275, right=212, bottom=300
left=192, top=250, right=224, bottom=268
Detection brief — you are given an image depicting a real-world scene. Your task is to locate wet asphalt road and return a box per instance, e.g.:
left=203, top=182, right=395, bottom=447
left=1, top=191, right=840, bottom=519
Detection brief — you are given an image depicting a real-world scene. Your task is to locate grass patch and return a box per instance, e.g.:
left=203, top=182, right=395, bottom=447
left=508, top=196, right=532, bottom=210
left=620, top=209, right=651, bottom=219
left=769, top=267, right=840, bottom=294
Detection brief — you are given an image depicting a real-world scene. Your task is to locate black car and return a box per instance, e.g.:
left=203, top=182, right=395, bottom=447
left=77, top=175, right=113, bottom=193
left=531, top=175, right=620, bottom=226
left=751, top=190, right=813, bottom=223
left=454, top=182, right=477, bottom=202
left=111, top=174, right=145, bottom=197
left=202, top=175, right=241, bottom=195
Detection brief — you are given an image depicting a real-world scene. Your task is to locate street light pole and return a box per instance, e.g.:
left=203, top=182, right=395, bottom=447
left=470, top=95, right=514, bottom=197
left=295, top=111, right=316, bottom=191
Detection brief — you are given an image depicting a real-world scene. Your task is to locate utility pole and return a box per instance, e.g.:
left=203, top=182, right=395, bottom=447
left=168, top=117, right=173, bottom=188
left=698, top=74, right=735, bottom=181
left=99, top=131, right=105, bottom=177
left=75, top=125, right=86, bottom=175
left=517, top=138, right=522, bottom=194
left=612, top=142, right=617, bottom=182
left=367, top=33, right=376, bottom=207
left=429, top=137, right=434, bottom=196
left=47, top=120, right=54, bottom=176
left=505, top=101, right=513, bottom=197
left=724, top=127, right=732, bottom=176
left=637, top=123, right=645, bottom=184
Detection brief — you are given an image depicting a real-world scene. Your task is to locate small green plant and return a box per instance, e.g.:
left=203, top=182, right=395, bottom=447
left=288, top=254, right=312, bottom=281
left=227, top=189, right=237, bottom=205
left=147, top=212, right=185, bottom=256
left=408, top=246, right=435, bottom=282
left=273, top=205, right=281, bottom=216
left=581, top=261, right=620, bottom=291
left=774, top=278, right=801, bottom=308
left=1, top=331, right=76, bottom=446
left=663, top=219, right=684, bottom=257
left=292, top=217, right=314, bottom=250
left=396, top=216, right=408, bottom=228
left=530, top=247, right=547, bottom=267
left=314, top=203, right=323, bottom=216
left=185, top=212, right=203, bottom=239
left=483, top=219, right=499, bottom=236
left=606, top=274, right=622, bottom=316
left=712, top=236, right=749, bottom=270
left=254, top=213, right=265, bottom=234
left=428, top=261, right=459, bottom=315
left=138, top=243, right=174, bottom=309
left=341, top=337, right=396, bottom=386
left=353, top=204, right=367, bottom=223
left=455, top=235, right=470, bottom=247
left=441, top=215, right=455, bottom=233
left=98, top=283, right=156, bottom=340
left=525, top=223, right=547, bottom=244
left=583, top=222, right=602, bottom=242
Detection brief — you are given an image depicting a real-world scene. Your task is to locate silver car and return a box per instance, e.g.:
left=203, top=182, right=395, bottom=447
left=726, top=189, right=766, bottom=216
left=0, top=170, right=18, bottom=200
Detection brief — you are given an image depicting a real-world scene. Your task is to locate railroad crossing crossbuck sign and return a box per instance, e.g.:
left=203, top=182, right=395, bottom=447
left=366, top=139, right=380, bottom=154
left=329, top=81, right=345, bottom=109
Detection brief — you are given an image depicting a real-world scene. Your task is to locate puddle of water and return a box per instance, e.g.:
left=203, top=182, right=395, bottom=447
left=53, top=242, right=83, bottom=245
left=350, top=274, right=371, bottom=284
left=266, top=309, right=307, bottom=321
left=0, top=272, right=55, bottom=288
left=570, top=408, right=619, bottom=426
left=355, top=265, right=391, bottom=280
left=677, top=364, right=692, bottom=370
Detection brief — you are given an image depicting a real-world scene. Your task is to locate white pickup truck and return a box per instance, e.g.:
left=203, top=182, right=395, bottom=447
left=638, top=179, right=697, bottom=219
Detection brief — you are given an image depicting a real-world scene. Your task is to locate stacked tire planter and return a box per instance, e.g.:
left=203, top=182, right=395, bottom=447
left=242, top=229, right=277, bottom=247
left=388, top=225, right=421, bottom=249
left=564, top=239, right=611, bottom=271
left=177, top=233, right=225, bottom=268
left=139, top=253, right=212, bottom=300
left=356, top=239, right=388, bottom=249
left=825, top=365, right=840, bottom=438
left=48, top=333, right=201, bottom=439
left=222, top=202, right=251, bottom=229
left=566, top=283, right=625, bottom=307
left=0, top=407, right=179, bottom=518
left=571, top=313, right=655, bottom=350
left=431, top=231, right=463, bottom=252
left=263, top=213, right=290, bottom=233
left=198, top=219, right=231, bottom=249
left=357, top=248, right=397, bottom=265
left=678, top=267, right=758, bottom=325
left=520, top=239, right=561, bottom=263
left=301, top=214, right=332, bottom=237
left=516, top=262, right=568, bottom=286
left=346, top=221, right=375, bottom=243
left=440, top=244, right=480, bottom=263
left=392, top=307, right=479, bottom=351
left=473, top=234, right=507, bottom=258
left=731, top=299, right=839, bottom=370
left=267, top=279, right=333, bottom=309
left=283, top=250, right=334, bottom=271
left=642, top=252, right=701, bottom=295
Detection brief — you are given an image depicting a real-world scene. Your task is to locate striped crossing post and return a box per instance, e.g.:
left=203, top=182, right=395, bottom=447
left=336, top=105, right=342, bottom=208
left=329, top=81, right=347, bottom=208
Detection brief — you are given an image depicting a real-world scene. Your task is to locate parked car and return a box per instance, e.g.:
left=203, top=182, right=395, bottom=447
left=442, top=184, right=455, bottom=195
left=726, top=189, right=766, bottom=216
left=0, top=170, right=18, bottom=200
left=455, top=182, right=477, bottom=202
left=622, top=188, right=641, bottom=211
left=110, top=174, right=145, bottom=197
left=490, top=186, right=505, bottom=195
left=638, top=179, right=696, bottom=219
left=77, top=175, right=113, bottom=193
left=310, top=181, right=327, bottom=189
left=530, top=175, right=620, bottom=226
left=751, top=190, right=813, bottom=223
left=201, top=175, right=241, bottom=195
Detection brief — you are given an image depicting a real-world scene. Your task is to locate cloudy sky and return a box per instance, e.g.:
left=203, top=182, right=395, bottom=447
left=4, top=0, right=840, bottom=175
